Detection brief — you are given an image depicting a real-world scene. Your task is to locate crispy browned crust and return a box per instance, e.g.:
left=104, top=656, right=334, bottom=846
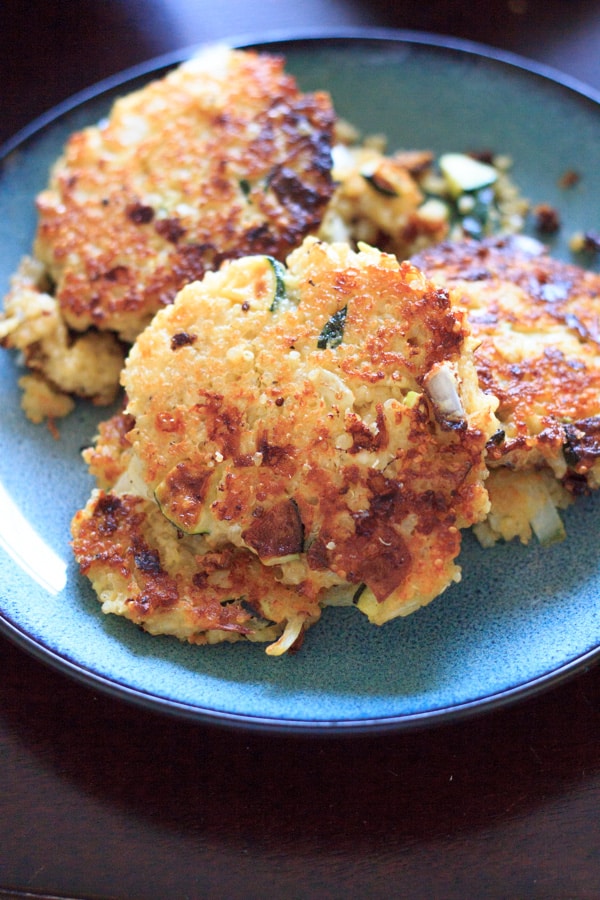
left=34, top=49, right=335, bottom=341
left=413, top=236, right=600, bottom=490
left=116, top=240, right=496, bottom=626
left=71, top=491, right=322, bottom=644
left=82, top=409, right=135, bottom=489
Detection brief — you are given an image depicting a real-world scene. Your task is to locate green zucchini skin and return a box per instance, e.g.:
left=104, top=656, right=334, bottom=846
left=265, top=256, right=288, bottom=312
left=317, top=306, right=347, bottom=349
left=361, top=170, right=398, bottom=197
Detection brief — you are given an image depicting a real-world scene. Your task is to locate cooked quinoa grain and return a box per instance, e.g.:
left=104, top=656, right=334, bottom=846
left=72, top=238, right=499, bottom=652
left=1, top=46, right=335, bottom=420
left=414, top=235, right=600, bottom=545
left=34, top=46, right=335, bottom=341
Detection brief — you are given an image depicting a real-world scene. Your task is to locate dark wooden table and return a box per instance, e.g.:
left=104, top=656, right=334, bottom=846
left=2, top=3, right=600, bottom=898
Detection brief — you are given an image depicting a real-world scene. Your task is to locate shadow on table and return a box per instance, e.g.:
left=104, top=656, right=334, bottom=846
left=2, top=631, right=600, bottom=858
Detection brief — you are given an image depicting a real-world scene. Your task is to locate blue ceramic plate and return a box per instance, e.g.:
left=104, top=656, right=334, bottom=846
left=2, top=31, right=600, bottom=733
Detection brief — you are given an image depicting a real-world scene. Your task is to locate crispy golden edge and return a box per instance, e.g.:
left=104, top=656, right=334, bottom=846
left=116, top=239, right=497, bottom=626
left=34, top=48, right=335, bottom=340
left=71, top=490, right=322, bottom=650
left=414, top=236, right=600, bottom=491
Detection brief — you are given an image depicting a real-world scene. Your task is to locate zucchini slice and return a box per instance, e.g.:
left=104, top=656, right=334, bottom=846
left=354, top=584, right=378, bottom=618
left=265, top=256, right=288, bottom=312
left=317, top=305, right=347, bottom=350
left=439, top=153, right=497, bottom=198
left=242, top=498, right=304, bottom=564
left=154, top=462, right=214, bottom=535
left=361, top=169, right=398, bottom=197
left=359, top=158, right=409, bottom=198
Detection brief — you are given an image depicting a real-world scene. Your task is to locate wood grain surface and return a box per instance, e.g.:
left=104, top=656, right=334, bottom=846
left=1, top=2, right=600, bottom=898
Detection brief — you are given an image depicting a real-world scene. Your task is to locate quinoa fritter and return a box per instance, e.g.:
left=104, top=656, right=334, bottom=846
left=36, top=46, right=334, bottom=340
left=413, top=235, right=600, bottom=544
left=1, top=46, right=335, bottom=417
left=71, top=492, right=322, bottom=652
left=72, top=238, right=499, bottom=652
left=0, top=257, right=125, bottom=421
left=2, top=47, right=529, bottom=427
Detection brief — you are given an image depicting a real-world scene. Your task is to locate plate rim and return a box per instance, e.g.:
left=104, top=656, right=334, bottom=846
left=3, top=609, right=599, bottom=735
left=2, top=27, right=600, bottom=734
left=3, top=26, right=600, bottom=160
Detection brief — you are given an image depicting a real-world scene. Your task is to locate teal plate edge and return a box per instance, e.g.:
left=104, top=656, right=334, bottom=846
left=1, top=29, right=600, bottom=734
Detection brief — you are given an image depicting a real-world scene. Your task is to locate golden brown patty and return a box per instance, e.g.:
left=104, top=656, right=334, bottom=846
left=71, top=238, right=498, bottom=653
left=33, top=46, right=334, bottom=342
left=413, top=236, right=600, bottom=493
left=0, top=256, right=126, bottom=418
left=71, top=491, right=322, bottom=653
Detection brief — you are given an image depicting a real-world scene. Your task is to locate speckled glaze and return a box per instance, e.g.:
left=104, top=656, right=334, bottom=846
left=1, top=33, right=600, bottom=733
